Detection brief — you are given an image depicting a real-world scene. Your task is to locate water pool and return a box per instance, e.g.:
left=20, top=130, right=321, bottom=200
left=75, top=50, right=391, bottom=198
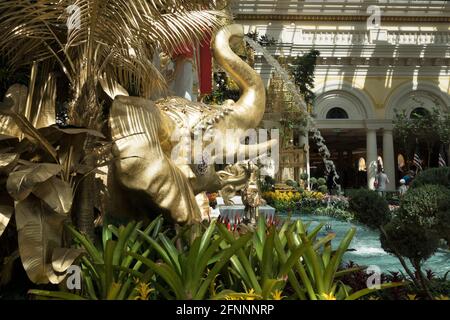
left=280, top=214, right=450, bottom=277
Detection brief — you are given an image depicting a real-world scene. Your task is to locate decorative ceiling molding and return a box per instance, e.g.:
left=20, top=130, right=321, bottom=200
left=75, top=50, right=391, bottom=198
left=254, top=56, right=450, bottom=68
left=235, top=14, right=450, bottom=23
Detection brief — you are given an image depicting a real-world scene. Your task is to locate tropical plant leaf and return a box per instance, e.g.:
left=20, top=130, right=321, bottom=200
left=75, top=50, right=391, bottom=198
left=51, top=247, right=85, bottom=273
left=28, top=290, right=86, bottom=300
left=15, top=196, right=69, bottom=284
left=0, top=153, right=19, bottom=173
left=32, top=176, right=73, bottom=215
left=0, top=205, right=14, bottom=237
left=0, top=84, right=28, bottom=138
left=65, top=223, right=103, bottom=264
left=0, top=1, right=229, bottom=100
left=0, top=251, right=20, bottom=286
left=6, top=163, right=62, bottom=201
left=3, top=110, right=58, bottom=162
left=52, top=126, right=105, bottom=138
left=344, top=282, right=407, bottom=300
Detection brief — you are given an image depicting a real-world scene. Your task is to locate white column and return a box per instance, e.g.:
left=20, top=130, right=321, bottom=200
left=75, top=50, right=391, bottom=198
left=383, top=129, right=396, bottom=191
left=366, top=129, right=378, bottom=190
left=171, top=57, right=194, bottom=101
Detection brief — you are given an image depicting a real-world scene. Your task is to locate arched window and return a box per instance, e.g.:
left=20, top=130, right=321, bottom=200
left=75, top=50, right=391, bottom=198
left=398, top=154, right=405, bottom=170
left=358, top=157, right=366, bottom=171
left=378, top=156, right=384, bottom=170
left=326, top=107, right=349, bottom=119
left=410, top=107, right=429, bottom=119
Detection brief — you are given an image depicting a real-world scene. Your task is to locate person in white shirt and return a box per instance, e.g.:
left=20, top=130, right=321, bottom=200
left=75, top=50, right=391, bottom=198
left=375, top=169, right=390, bottom=197
left=398, top=179, right=408, bottom=197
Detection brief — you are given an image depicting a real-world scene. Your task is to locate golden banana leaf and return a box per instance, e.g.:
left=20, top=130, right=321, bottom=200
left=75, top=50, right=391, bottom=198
left=15, top=196, right=70, bottom=284
left=51, top=247, right=85, bottom=274
left=32, top=176, right=73, bottom=215
left=6, top=163, right=62, bottom=201
left=0, top=205, right=13, bottom=237
left=0, top=153, right=19, bottom=174
left=32, top=71, right=57, bottom=129
left=0, top=84, right=28, bottom=138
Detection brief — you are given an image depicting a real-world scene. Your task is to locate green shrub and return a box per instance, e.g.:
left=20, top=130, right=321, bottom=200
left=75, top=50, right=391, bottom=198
left=318, top=185, right=328, bottom=194
left=410, top=167, right=450, bottom=189
left=300, top=173, right=309, bottom=181
left=317, top=177, right=327, bottom=186
left=314, top=206, right=355, bottom=222
left=397, top=185, right=450, bottom=230
left=437, top=209, right=450, bottom=246
left=380, top=217, right=440, bottom=262
left=264, top=176, right=276, bottom=185
left=348, top=189, right=391, bottom=229
left=285, top=179, right=299, bottom=188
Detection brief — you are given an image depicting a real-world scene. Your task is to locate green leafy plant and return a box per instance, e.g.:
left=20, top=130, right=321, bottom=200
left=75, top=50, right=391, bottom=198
left=411, top=167, right=450, bottom=189
left=318, top=185, right=328, bottom=194
left=29, top=217, right=164, bottom=300
left=379, top=185, right=450, bottom=299
left=348, top=189, right=391, bottom=229
left=129, top=220, right=253, bottom=300
left=397, top=185, right=450, bottom=231
left=218, top=217, right=404, bottom=300
left=394, top=108, right=450, bottom=167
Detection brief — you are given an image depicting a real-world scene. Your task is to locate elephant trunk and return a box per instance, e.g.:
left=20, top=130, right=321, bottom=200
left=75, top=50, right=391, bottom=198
left=213, top=24, right=266, bottom=130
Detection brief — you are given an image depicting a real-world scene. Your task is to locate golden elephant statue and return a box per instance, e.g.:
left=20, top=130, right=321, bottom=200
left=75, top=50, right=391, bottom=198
left=105, top=24, right=277, bottom=224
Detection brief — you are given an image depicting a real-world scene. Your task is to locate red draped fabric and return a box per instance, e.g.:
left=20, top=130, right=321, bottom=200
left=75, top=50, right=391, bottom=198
left=171, top=31, right=213, bottom=96
left=198, top=34, right=212, bottom=95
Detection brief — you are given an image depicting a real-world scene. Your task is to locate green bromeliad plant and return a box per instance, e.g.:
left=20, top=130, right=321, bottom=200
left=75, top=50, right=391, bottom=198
left=29, top=216, right=405, bottom=300
left=29, top=217, right=165, bottom=300
left=215, top=217, right=404, bottom=300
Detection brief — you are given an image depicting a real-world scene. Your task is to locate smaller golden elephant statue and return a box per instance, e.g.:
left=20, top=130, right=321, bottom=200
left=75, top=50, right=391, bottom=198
left=241, top=162, right=265, bottom=224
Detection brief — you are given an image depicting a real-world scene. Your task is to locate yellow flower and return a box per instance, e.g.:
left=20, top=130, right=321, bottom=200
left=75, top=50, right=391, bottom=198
left=271, top=290, right=285, bottom=300
left=320, top=292, right=336, bottom=300
left=246, top=288, right=255, bottom=295
left=435, top=295, right=449, bottom=300
left=407, top=294, right=417, bottom=300
left=134, top=282, right=154, bottom=300
left=224, top=289, right=262, bottom=300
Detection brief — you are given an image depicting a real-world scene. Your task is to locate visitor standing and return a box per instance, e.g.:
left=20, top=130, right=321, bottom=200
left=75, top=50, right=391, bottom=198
left=398, top=179, right=408, bottom=197
left=375, top=169, right=390, bottom=197
left=402, top=170, right=415, bottom=186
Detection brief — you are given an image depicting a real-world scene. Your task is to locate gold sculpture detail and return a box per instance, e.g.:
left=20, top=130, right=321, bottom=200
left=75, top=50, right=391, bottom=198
left=107, top=24, right=277, bottom=224
left=218, top=162, right=251, bottom=205
left=241, top=162, right=264, bottom=224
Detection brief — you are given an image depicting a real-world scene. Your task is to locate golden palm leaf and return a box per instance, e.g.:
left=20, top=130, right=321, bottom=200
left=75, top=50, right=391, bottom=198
left=0, top=0, right=230, bottom=100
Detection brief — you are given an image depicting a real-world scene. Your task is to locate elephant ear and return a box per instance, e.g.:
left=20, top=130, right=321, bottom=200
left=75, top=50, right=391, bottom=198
left=109, top=96, right=201, bottom=224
